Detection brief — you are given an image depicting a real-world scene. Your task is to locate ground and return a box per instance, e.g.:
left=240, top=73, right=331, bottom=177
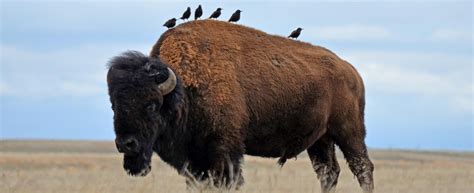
left=1, top=140, right=473, bottom=193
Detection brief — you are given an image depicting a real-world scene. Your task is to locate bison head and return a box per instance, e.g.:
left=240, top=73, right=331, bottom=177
left=106, top=51, right=176, bottom=176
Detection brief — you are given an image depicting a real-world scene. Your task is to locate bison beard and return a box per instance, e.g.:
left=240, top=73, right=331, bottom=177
left=123, top=144, right=153, bottom=176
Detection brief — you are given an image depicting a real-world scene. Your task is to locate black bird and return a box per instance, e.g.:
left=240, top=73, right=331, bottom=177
left=228, top=10, right=242, bottom=22
left=194, top=5, right=203, bottom=20
left=209, top=8, right=222, bottom=19
left=180, top=7, right=191, bottom=20
left=163, top=18, right=177, bottom=29
left=288, top=27, right=303, bottom=39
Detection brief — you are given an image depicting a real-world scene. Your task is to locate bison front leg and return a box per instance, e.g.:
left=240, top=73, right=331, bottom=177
left=181, top=156, right=243, bottom=190
left=197, top=83, right=248, bottom=189
left=195, top=83, right=248, bottom=189
left=207, top=136, right=245, bottom=189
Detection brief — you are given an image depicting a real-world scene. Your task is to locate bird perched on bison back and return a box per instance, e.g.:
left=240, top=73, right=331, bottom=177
left=209, top=8, right=222, bottom=19
left=194, top=5, right=203, bottom=20
left=288, top=27, right=303, bottom=39
left=228, top=10, right=242, bottom=22
left=163, top=18, right=176, bottom=29
left=180, top=7, right=191, bottom=20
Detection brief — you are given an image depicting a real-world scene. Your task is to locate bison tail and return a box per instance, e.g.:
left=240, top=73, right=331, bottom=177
left=277, top=157, right=287, bottom=167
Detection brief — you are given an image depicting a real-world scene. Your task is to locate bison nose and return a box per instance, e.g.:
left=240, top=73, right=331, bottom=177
left=115, top=137, right=139, bottom=155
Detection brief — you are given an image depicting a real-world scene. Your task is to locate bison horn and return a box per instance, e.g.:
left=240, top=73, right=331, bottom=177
left=158, top=68, right=177, bottom=95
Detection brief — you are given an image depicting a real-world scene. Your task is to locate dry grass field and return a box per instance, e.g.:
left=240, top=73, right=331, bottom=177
left=1, top=140, right=473, bottom=193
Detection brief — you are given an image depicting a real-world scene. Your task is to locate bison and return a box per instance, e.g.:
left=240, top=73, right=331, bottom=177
left=107, top=20, right=374, bottom=193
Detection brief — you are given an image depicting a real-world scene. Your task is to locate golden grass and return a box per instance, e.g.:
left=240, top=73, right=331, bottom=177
left=1, top=141, right=473, bottom=193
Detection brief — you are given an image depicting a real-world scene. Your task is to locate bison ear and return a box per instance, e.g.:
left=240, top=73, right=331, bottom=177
left=144, top=60, right=163, bottom=77
left=144, top=62, right=152, bottom=71
left=147, top=66, right=161, bottom=77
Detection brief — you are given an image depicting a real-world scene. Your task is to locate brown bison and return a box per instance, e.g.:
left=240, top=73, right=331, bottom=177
left=107, top=20, right=374, bottom=193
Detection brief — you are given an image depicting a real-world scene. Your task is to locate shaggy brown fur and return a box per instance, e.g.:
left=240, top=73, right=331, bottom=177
left=108, top=20, right=374, bottom=193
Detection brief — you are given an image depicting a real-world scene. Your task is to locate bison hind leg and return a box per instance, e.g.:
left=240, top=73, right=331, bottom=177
left=331, top=119, right=374, bottom=193
left=336, top=137, right=374, bottom=193
left=307, top=134, right=340, bottom=193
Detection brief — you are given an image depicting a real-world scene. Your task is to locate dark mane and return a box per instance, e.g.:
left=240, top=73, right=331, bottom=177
left=107, top=50, right=150, bottom=71
left=107, top=50, right=173, bottom=86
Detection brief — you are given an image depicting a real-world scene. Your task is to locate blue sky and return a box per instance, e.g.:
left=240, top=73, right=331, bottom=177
left=1, top=0, right=472, bottom=151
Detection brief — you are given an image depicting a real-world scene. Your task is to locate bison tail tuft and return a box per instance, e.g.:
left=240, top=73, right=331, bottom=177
left=277, top=157, right=287, bottom=167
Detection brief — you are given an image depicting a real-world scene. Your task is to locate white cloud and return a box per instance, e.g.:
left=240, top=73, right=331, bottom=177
left=430, top=28, right=472, bottom=42
left=341, top=50, right=473, bottom=112
left=59, top=82, right=104, bottom=96
left=1, top=1, right=186, bottom=34
left=305, top=24, right=392, bottom=41
left=0, top=82, right=8, bottom=95
left=1, top=44, right=149, bottom=98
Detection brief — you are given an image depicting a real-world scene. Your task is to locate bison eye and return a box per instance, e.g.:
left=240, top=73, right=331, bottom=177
left=146, top=103, right=157, bottom=113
